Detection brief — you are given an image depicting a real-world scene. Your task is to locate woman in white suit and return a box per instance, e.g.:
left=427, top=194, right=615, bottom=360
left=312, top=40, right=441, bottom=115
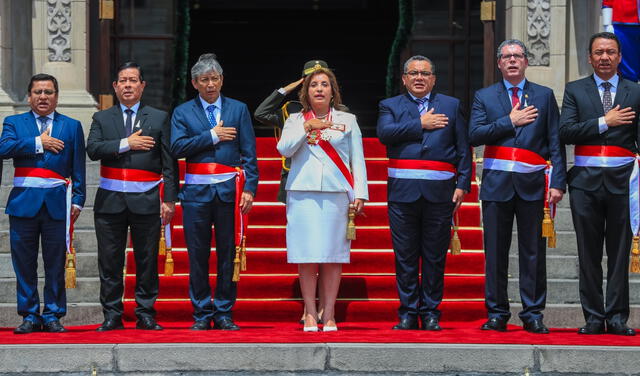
left=277, top=67, right=368, bottom=332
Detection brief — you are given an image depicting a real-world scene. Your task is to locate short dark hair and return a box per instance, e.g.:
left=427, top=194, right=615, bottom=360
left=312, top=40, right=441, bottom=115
left=588, top=32, right=621, bottom=54
left=115, top=61, right=144, bottom=82
left=27, top=73, right=58, bottom=94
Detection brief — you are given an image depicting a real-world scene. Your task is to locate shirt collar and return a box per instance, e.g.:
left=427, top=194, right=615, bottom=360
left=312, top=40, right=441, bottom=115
left=199, top=95, right=222, bottom=111
left=407, top=92, right=430, bottom=103
left=593, top=73, right=619, bottom=89
left=503, top=78, right=526, bottom=92
left=120, top=102, right=141, bottom=114
left=32, top=111, right=54, bottom=121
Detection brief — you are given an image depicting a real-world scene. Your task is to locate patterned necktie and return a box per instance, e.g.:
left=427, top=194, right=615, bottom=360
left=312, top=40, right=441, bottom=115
left=510, top=87, right=520, bottom=108
left=416, top=97, right=428, bottom=115
left=206, top=104, right=217, bottom=127
left=602, top=81, right=613, bottom=114
left=37, top=116, right=48, bottom=133
left=124, top=109, right=133, bottom=136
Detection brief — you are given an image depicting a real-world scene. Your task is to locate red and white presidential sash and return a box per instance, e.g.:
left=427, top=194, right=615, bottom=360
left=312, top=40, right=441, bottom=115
left=482, top=145, right=547, bottom=173
left=13, top=167, right=73, bottom=253
left=184, top=162, right=248, bottom=247
left=303, top=109, right=355, bottom=202
left=99, top=166, right=162, bottom=193
left=387, top=159, right=456, bottom=181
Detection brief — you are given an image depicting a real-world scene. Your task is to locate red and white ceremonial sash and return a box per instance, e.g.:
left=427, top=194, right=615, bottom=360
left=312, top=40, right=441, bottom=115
left=13, top=167, right=73, bottom=253
left=631, top=159, right=640, bottom=239
left=482, top=145, right=547, bottom=173
left=184, top=162, right=248, bottom=247
left=99, top=166, right=162, bottom=193
left=303, top=109, right=355, bottom=202
left=574, top=145, right=636, bottom=168
left=387, top=159, right=456, bottom=181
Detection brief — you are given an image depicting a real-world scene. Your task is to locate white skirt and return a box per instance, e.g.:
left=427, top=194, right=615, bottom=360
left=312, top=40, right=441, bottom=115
left=286, top=191, right=351, bottom=263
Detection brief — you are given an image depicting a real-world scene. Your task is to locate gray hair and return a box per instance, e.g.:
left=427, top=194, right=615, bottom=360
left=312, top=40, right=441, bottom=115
left=191, top=53, right=223, bottom=79
left=403, top=55, right=436, bottom=74
left=496, top=39, right=529, bottom=59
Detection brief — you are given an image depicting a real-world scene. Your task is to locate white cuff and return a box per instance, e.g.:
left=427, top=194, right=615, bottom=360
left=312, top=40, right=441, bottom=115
left=119, top=138, right=131, bottom=153
left=35, top=136, right=43, bottom=154
left=598, top=116, right=609, bottom=134
left=277, top=88, right=287, bottom=95
left=210, top=129, right=220, bottom=145
left=72, top=204, right=83, bottom=211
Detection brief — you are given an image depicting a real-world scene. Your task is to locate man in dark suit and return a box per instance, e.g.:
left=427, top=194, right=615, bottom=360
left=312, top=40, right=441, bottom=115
left=559, top=32, right=640, bottom=336
left=171, top=53, right=258, bottom=331
left=0, top=73, right=86, bottom=334
left=377, top=55, right=471, bottom=331
left=87, top=62, right=179, bottom=331
left=469, top=39, right=566, bottom=334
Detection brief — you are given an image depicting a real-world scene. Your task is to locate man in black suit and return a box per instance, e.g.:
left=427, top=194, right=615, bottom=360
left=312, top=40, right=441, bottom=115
left=560, top=32, right=640, bottom=336
left=87, top=62, right=179, bottom=331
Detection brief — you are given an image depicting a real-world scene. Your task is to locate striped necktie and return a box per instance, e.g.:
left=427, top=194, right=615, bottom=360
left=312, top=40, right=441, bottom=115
left=416, top=97, right=428, bottom=115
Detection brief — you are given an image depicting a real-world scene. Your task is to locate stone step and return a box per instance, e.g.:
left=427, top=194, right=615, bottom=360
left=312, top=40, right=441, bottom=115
left=0, top=277, right=100, bottom=304
left=511, top=230, right=578, bottom=255
left=507, top=278, right=640, bottom=305
left=0, top=253, right=99, bottom=278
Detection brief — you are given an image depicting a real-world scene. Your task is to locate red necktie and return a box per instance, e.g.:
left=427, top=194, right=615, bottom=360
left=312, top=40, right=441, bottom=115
left=510, top=87, right=520, bottom=109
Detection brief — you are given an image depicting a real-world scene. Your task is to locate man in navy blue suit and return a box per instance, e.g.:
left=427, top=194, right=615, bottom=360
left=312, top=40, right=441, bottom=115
left=171, top=53, right=258, bottom=331
left=0, top=74, right=86, bottom=334
left=469, top=39, right=566, bottom=334
left=377, top=55, right=471, bottom=330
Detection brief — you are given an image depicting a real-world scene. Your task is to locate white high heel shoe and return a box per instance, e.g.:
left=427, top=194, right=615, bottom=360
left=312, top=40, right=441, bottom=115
left=303, top=314, right=318, bottom=332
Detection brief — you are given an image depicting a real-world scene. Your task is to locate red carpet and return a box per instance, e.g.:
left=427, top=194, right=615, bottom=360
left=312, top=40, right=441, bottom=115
left=0, top=321, right=637, bottom=346
left=122, top=138, right=486, bottom=322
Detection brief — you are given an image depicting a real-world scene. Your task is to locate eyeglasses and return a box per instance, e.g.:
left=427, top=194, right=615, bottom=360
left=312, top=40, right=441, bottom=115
left=31, top=89, right=56, bottom=96
left=500, top=53, right=525, bottom=61
left=405, top=71, right=433, bottom=77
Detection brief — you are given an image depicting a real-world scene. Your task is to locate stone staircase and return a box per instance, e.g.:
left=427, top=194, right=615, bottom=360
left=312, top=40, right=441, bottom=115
left=1, top=146, right=639, bottom=327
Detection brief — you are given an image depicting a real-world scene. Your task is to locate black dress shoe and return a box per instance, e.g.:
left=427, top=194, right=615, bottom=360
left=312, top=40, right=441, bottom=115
left=577, top=322, right=605, bottom=335
left=523, top=319, right=549, bottom=334
left=43, top=320, right=67, bottom=333
left=214, top=317, right=240, bottom=331
left=392, top=317, right=419, bottom=330
left=607, top=322, right=636, bottom=336
left=190, top=320, right=211, bottom=330
left=136, top=317, right=163, bottom=330
left=480, top=317, right=508, bottom=332
left=13, top=320, right=41, bottom=334
left=421, top=317, right=442, bottom=331
left=96, top=319, right=125, bottom=332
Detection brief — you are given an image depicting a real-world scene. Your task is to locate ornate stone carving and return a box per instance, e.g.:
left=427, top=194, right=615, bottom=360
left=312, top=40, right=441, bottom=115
left=47, top=0, right=72, bottom=62
left=527, top=0, right=550, bottom=66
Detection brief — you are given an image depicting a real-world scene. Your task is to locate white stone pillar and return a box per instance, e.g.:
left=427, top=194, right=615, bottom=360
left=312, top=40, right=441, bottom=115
left=0, top=0, right=19, bottom=121
left=33, top=0, right=97, bottom=130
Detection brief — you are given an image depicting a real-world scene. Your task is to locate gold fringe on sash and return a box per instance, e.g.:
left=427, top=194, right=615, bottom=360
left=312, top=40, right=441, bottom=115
left=450, top=212, right=461, bottom=255
left=159, top=226, right=166, bottom=256
left=542, top=207, right=554, bottom=238
left=164, top=247, right=174, bottom=276
left=547, top=230, right=557, bottom=248
left=630, top=236, right=640, bottom=274
left=240, top=236, right=247, bottom=272
left=347, top=204, right=356, bottom=240
left=232, top=245, right=242, bottom=282
left=65, top=253, right=76, bottom=289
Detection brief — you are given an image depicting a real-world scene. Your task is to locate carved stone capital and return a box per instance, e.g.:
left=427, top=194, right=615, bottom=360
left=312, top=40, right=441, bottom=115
left=527, top=0, right=550, bottom=66
left=47, top=0, right=72, bottom=62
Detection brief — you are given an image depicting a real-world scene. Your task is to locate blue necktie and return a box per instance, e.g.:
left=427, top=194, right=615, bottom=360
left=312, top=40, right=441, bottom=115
left=416, top=97, right=428, bottom=115
left=206, top=105, right=217, bottom=127
left=38, top=116, right=48, bottom=133
left=124, top=109, right=133, bottom=136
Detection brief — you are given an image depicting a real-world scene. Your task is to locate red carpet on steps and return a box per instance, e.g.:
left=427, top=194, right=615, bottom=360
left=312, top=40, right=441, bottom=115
left=1, top=321, right=638, bottom=346
left=122, top=137, right=486, bottom=323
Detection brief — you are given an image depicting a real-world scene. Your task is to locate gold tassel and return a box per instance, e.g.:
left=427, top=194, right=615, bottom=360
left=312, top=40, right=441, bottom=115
left=547, top=229, right=557, bottom=248
left=164, top=248, right=174, bottom=276
left=232, top=245, right=241, bottom=282
left=450, top=228, right=462, bottom=255
left=240, top=236, right=247, bottom=271
left=65, top=253, right=76, bottom=289
left=630, top=236, right=640, bottom=274
left=347, top=204, right=356, bottom=240
left=542, top=207, right=554, bottom=238
left=159, top=226, right=166, bottom=256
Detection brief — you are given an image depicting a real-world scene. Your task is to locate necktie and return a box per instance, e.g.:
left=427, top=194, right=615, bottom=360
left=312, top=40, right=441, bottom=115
left=37, top=116, right=48, bottom=133
left=206, top=104, right=217, bottom=127
left=602, top=81, right=613, bottom=114
left=510, top=87, right=520, bottom=108
left=124, top=109, right=133, bottom=136
left=416, top=97, right=428, bottom=115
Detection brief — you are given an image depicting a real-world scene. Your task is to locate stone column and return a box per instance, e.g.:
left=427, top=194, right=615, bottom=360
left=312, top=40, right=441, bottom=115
left=33, top=0, right=97, bottom=130
left=0, top=0, right=30, bottom=121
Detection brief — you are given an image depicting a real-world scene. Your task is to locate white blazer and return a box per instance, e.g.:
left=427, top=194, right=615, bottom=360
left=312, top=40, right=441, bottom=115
left=276, top=110, right=369, bottom=200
